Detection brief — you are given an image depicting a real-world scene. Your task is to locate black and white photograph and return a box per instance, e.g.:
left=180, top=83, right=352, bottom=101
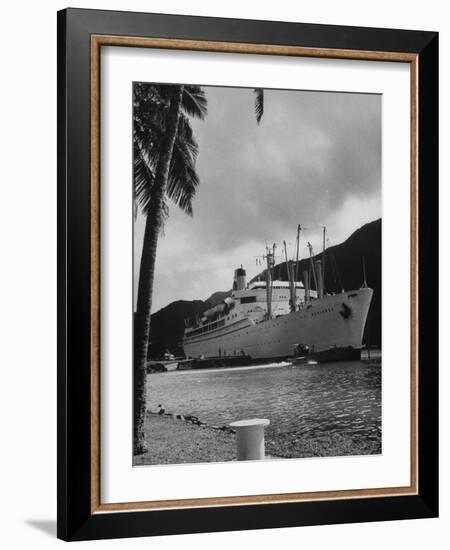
left=132, top=82, right=382, bottom=466
left=0, top=0, right=443, bottom=545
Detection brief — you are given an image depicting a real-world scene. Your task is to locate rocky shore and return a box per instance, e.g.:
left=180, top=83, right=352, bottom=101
left=266, top=430, right=381, bottom=459
left=134, top=408, right=380, bottom=466
left=134, top=411, right=237, bottom=466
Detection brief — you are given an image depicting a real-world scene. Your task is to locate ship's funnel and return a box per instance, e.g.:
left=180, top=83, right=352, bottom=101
left=233, top=266, right=247, bottom=291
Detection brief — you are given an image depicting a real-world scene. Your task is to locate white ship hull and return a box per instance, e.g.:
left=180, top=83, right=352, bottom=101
left=183, top=288, right=373, bottom=360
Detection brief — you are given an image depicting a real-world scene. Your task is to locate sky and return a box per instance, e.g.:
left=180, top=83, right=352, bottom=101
left=134, top=85, right=381, bottom=312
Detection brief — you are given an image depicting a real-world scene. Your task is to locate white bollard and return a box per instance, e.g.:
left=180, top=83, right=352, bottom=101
left=229, top=418, right=270, bottom=460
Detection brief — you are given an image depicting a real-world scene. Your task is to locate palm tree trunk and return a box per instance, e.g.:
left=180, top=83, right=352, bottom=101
left=134, top=86, right=184, bottom=455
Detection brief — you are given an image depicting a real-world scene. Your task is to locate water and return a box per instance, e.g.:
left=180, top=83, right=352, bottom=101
left=146, top=360, right=381, bottom=455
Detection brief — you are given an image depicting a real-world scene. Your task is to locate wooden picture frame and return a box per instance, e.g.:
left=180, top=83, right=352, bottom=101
left=57, top=8, right=438, bottom=541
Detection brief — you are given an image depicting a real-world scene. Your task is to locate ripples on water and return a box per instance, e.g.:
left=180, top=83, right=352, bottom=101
left=146, top=360, right=381, bottom=455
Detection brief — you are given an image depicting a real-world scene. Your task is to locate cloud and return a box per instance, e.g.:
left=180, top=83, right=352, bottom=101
left=135, top=85, right=381, bottom=311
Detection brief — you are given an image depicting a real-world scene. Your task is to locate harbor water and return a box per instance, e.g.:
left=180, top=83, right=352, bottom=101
left=146, top=359, right=381, bottom=459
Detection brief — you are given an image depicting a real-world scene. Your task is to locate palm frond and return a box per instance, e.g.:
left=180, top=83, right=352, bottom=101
left=133, top=82, right=203, bottom=220
left=134, top=141, right=169, bottom=224
left=254, top=88, right=264, bottom=124
left=165, top=114, right=200, bottom=216
left=133, top=138, right=155, bottom=215
left=181, top=86, right=208, bottom=120
left=166, top=155, right=199, bottom=216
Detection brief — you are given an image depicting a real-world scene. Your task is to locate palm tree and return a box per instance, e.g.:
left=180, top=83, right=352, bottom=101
left=133, top=84, right=263, bottom=456
left=254, top=88, right=264, bottom=124
left=133, top=83, right=207, bottom=454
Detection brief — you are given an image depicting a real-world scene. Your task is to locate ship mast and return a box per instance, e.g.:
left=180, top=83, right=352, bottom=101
left=362, top=255, right=368, bottom=288
left=283, top=240, right=296, bottom=312
left=265, top=245, right=275, bottom=318
left=322, top=226, right=326, bottom=293
left=295, top=224, right=301, bottom=284
left=271, top=243, right=276, bottom=314
left=316, top=259, right=324, bottom=299
left=307, top=242, right=318, bottom=293
left=303, top=269, right=310, bottom=302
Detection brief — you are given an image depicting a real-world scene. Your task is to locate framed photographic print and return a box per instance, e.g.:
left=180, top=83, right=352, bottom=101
left=57, top=8, right=438, bottom=541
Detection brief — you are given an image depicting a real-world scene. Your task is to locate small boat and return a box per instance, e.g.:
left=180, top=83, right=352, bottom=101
left=290, top=343, right=360, bottom=365
left=292, top=357, right=319, bottom=367
left=289, top=344, right=316, bottom=366
left=165, top=362, right=179, bottom=372
left=291, top=357, right=318, bottom=366
left=146, top=359, right=179, bottom=373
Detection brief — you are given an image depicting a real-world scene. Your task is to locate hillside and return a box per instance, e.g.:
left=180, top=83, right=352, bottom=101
left=147, top=218, right=381, bottom=357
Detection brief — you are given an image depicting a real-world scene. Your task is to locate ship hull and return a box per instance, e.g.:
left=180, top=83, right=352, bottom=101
left=183, top=288, right=373, bottom=361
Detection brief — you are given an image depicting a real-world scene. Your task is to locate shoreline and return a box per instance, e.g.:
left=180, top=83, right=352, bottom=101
left=134, top=412, right=237, bottom=466
left=134, top=410, right=381, bottom=466
left=147, top=352, right=382, bottom=374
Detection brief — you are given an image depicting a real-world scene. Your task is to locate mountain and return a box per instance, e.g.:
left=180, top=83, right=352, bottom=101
left=147, top=219, right=381, bottom=356
left=204, top=290, right=231, bottom=308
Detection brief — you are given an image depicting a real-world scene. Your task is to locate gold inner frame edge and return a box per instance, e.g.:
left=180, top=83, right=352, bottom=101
left=90, top=35, right=419, bottom=514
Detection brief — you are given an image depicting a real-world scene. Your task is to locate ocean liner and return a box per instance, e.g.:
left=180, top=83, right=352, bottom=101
left=182, top=231, right=373, bottom=362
